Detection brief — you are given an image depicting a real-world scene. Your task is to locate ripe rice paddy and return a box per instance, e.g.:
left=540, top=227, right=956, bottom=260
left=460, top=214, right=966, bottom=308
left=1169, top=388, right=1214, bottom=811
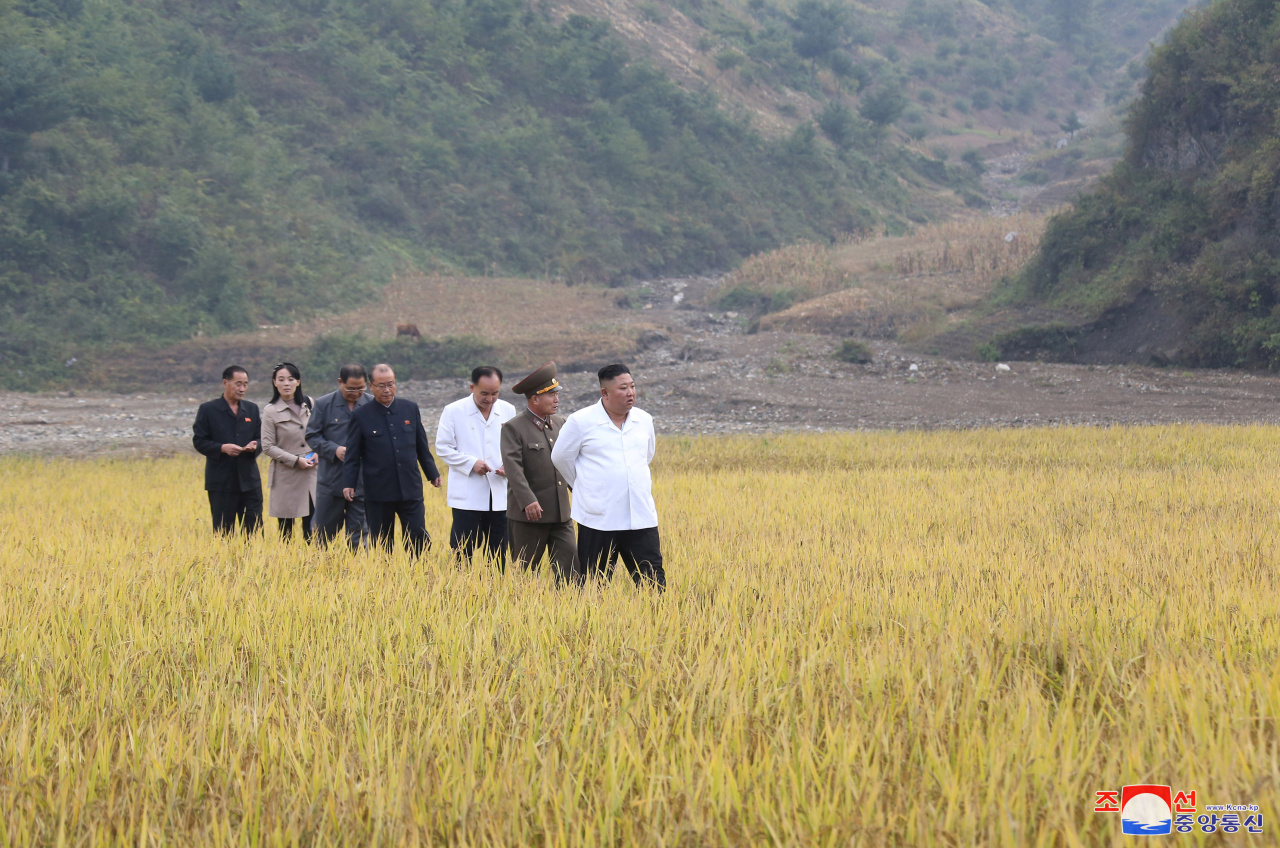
left=0, top=426, right=1276, bottom=845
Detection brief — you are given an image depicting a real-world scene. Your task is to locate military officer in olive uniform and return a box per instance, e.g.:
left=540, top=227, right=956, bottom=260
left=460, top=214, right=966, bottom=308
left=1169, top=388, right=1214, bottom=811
left=501, top=362, right=581, bottom=583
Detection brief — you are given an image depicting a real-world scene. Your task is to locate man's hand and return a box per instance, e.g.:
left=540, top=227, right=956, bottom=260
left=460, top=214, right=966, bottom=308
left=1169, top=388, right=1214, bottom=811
left=342, top=487, right=356, bottom=502
left=221, top=443, right=244, bottom=456
left=430, top=477, right=442, bottom=488
left=494, top=466, right=506, bottom=478
left=472, top=459, right=492, bottom=475
left=244, top=440, right=258, bottom=452
left=524, top=501, right=543, bottom=521
left=336, top=445, right=347, bottom=461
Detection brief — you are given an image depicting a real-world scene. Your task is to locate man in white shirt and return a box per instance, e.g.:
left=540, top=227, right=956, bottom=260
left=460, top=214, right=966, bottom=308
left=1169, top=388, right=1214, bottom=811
left=551, top=363, right=664, bottom=590
left=435, top=366, right=517, bottom=565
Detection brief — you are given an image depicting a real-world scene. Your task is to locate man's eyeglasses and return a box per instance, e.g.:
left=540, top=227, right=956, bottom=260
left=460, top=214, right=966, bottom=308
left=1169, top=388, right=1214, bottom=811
left=372, top=381, right=396, bottom=390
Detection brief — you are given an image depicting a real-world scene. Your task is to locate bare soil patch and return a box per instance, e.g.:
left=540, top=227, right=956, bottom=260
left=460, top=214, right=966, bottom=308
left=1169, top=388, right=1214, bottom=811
left=9, top=279, right=1280, bottom=458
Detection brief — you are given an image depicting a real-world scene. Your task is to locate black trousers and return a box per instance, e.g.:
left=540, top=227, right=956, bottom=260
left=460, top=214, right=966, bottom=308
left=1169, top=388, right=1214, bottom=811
left=208, top=488, right=263, bottom=535
left=366, top=498, right=429, bottom=557
left=277, top=507, right=313, bottom=542
left=313, top=489, right=368, bottom=550
left=450, top=508, right=507, bottom=567
left=577, top=525, right=665, bottom=590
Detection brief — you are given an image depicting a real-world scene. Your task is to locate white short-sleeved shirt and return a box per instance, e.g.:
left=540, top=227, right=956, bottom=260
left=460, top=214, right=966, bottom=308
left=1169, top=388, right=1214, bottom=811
left=551, top=400, right=657, bottom=531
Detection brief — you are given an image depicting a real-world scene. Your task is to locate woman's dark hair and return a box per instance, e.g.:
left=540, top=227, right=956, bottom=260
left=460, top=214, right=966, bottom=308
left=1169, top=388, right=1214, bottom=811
left=269, top=362, right=313, bottom=411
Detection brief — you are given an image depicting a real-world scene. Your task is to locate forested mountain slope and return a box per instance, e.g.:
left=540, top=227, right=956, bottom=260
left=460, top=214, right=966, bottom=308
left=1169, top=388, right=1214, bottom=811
left=973, top=0, right=1280, bottom=367
left=0, top=0, right=1200, bottom=386
left=560, top=0, right=1200, bottom=151
left=1, top=0, right=962, bottom=384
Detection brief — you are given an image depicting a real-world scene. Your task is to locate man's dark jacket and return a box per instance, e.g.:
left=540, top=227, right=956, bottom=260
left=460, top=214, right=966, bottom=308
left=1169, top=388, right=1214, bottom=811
left=192, top=397, right=263, bottom=492
left=342, top=397, right=440, bottom=502
left=306, top=389, right=373, bottom=495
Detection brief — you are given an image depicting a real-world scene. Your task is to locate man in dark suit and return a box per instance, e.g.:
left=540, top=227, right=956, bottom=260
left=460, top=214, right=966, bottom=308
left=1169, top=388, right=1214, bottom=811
left=192, top=365, right=263, bottom=534
left=342, top=363, right=442, bottom=555
left=501, top=362, right=580, bottom=584
left=306, top=363, right=373, bottom=549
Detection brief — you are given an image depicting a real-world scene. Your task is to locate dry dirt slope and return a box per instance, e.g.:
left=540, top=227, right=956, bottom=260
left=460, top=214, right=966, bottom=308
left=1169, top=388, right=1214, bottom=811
left=86, top=275, right=653, bottom=390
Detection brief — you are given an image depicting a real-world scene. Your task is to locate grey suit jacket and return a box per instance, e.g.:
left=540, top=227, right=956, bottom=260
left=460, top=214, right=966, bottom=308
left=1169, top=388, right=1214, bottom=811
left=306, top=390, right=373, bottom=494
left=501, top=409, right=572, bottom=523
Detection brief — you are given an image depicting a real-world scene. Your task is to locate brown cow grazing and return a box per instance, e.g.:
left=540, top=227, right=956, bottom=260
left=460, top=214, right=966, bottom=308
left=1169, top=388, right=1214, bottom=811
left=396, top=323, right=422, bottom=341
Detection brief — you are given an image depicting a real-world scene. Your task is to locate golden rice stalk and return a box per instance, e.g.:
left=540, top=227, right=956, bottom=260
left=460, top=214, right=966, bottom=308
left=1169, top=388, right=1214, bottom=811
left=0, top=425, right=1275, bottom=845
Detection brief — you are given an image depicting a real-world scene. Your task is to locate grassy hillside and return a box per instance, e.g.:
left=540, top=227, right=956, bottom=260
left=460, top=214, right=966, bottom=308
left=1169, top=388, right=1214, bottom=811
left=1, top=0, right=988, bottom=387
left=561, top=0, right=1203, bottom=155
left=0, top=0, right=1203, bottom=387
left=970, top=0, right=1280, bottom=367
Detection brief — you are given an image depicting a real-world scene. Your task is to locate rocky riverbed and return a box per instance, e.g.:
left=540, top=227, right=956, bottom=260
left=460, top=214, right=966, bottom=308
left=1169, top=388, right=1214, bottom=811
left=6, top=328, right=1280, bottom=458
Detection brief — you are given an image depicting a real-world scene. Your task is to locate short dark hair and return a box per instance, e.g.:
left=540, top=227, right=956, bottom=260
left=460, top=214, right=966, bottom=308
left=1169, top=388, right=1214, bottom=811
left=222, top=365, right=247, bottom=381
left=339, top=363, right=367, bottom=382
left=471, top=365, right=503, bottom=384
left=598, top=363, right=631, bottom=384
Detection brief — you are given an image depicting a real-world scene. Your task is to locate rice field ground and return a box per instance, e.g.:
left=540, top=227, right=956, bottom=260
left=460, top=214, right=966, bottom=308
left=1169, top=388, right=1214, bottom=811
left=1, top=426, right=1277, bottom=845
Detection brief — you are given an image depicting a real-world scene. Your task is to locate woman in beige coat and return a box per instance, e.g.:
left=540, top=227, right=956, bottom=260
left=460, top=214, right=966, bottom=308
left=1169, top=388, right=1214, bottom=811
left=262, top=362, right=319, bottom=540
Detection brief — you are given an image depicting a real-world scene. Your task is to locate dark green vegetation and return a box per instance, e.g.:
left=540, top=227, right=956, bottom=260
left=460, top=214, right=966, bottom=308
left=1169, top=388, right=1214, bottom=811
left=833, top=337, right=872, bottom=363
left=711, top=283, right=804, bottom=315
left=0, top=0, right=963, bottom=387
left=702, top=0, right=1196, bottom=135
left=0, top=0, right=1201, bottom=388
left=980, top=0, right=1280, bottom=368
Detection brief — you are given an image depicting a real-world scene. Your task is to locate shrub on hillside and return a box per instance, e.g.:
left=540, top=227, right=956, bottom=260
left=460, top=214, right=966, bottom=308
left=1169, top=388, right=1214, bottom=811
left=834, top=338, right=873, bottom=363
left=817, top=102, right=859, bottom=148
